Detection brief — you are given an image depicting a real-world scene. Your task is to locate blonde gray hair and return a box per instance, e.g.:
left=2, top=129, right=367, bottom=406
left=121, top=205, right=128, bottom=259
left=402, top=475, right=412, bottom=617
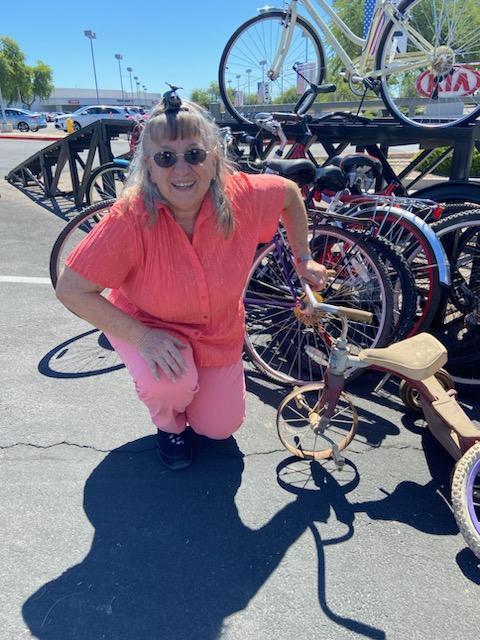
left=123, top=100, right=235, bottom=237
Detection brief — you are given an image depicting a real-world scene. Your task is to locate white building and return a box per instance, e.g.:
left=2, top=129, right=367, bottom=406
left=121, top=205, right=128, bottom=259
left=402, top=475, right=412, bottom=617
left=29, top=87, right=163, bottom=113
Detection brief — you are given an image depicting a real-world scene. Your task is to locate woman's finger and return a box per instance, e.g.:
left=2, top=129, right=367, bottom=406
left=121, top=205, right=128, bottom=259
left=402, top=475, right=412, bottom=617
left=166, top=344, right=186, bottom=373
left=156, top=355, right=177, bottom=381
left=162, top=350, right=184, bottom=378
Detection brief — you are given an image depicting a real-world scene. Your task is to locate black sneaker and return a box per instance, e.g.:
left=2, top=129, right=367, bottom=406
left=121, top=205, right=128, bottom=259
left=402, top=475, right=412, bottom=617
left=156, top=430, right=192, bottom=470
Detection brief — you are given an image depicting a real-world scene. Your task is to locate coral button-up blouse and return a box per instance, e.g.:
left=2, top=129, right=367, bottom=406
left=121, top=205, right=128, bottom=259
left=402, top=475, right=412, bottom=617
left=66, top=172, right=287, bottom=367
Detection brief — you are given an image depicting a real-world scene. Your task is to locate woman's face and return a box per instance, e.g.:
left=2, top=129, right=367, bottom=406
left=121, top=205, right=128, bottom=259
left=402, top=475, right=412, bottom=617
left=146, top=136, right=216, bottom=218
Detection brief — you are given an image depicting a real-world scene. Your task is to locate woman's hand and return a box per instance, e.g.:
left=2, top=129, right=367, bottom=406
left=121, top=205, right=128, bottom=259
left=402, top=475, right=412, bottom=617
left=136, top=328, right=188, bottom=381
left=295, top=259, right=328, bottom=290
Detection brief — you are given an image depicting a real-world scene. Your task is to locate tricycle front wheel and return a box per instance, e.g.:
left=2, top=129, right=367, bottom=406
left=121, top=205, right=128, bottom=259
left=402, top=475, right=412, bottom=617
left=276, top=382, right=358, bottom=460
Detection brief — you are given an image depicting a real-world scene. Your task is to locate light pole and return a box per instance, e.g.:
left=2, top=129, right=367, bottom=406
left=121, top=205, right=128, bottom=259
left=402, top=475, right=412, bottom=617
left=114, top=53, right=125, bottom=103
left=0, top=42, right=9, bottom=129
left=134, top=76, right=139, bottom=103
left=126, top=67, right=134, bottom=103
left=84, top=30, right=100, bottom=103
left=246, top=68, right=251, bottom=102
left=259, top=59, right=267, bottom=103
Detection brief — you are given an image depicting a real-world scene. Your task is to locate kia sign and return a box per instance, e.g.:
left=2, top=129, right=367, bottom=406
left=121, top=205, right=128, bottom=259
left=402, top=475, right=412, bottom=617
left=415, top=65, right=480, bottom=98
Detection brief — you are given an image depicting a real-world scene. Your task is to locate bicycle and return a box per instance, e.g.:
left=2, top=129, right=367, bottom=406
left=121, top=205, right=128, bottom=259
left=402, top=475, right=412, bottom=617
left=276, top=282, right=480, bottom=559
left=219, top=0, right=480, bottom=129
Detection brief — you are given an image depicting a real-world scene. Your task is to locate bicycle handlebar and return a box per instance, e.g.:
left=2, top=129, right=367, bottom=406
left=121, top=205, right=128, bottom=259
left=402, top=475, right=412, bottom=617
left=302, top=281, right=373, bottom=324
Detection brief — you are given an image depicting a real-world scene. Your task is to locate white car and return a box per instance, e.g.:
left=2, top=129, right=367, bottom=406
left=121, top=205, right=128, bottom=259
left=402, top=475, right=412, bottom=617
left=54, top=105, right=136, bottom=132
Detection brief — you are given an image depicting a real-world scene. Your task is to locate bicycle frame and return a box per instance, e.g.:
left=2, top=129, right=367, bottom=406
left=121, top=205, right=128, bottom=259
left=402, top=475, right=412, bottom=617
left=269, top=0, right=433, bottom=82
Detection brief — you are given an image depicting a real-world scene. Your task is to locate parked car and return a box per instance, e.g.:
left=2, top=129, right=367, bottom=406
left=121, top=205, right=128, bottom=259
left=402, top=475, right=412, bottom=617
left=47, top=111, right=67, bottom=122
left=2, top=108, right=47, bottom=132
left=54, top=105, right=137, bottom=132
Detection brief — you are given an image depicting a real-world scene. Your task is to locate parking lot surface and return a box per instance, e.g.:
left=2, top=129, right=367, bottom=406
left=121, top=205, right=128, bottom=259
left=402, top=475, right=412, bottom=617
left=1, top=137, right=479, bottom=640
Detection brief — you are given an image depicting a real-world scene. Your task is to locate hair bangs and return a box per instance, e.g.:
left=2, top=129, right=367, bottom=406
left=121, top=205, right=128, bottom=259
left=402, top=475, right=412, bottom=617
left=147, top=110, right=211, bottom=147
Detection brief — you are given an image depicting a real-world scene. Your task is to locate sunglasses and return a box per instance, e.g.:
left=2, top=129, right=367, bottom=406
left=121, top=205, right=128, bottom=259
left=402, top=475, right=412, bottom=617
left=152, top=148, right=209, bottom=168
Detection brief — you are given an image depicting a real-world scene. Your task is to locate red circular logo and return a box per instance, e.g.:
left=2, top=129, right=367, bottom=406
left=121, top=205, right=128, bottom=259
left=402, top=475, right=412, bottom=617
left=415, top=65, right=480, bottom=98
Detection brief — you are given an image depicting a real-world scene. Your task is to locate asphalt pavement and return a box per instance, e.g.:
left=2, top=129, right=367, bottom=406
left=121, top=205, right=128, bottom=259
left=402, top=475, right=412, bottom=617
left=1, top=136, right=479, bottom=640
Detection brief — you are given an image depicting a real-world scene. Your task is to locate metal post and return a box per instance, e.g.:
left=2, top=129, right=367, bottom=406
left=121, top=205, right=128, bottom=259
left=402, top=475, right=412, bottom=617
left=0, top=83, right=8, bottom=129
left=127, top=67, right=134, bottom=104
left=134, top=76, right=139, bottom=104
left=84, top=30, right=100, bottom=103
left=114, top=54, right=125, bottom=103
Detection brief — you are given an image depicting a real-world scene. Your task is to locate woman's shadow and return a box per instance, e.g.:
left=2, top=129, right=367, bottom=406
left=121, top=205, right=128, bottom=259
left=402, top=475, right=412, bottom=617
left=23, top=435, right=379, bottom=640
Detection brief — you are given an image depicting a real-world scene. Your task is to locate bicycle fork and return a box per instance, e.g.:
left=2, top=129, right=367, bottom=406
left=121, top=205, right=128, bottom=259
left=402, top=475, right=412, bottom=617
left=305, top=319, right=363, bottom=469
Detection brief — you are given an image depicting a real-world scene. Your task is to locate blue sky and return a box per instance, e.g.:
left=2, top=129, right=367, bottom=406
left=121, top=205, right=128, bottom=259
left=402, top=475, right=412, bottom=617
left=1, top=1, right=302, bottom=98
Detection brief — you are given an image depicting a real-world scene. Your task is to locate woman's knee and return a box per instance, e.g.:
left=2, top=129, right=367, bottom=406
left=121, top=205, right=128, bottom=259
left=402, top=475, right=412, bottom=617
left=136, top=367, right=198, bottom=405
left=190, top=406, right=246, bottom=440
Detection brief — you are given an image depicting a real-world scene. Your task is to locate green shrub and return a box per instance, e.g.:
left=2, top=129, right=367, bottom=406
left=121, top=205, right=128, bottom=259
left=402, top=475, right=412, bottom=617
left=416, top=146, right=480, bottom=177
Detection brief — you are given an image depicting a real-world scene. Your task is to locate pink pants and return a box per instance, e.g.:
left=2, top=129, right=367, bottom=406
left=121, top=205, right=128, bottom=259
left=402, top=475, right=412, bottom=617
left=106, top=334, right=246, bottom=439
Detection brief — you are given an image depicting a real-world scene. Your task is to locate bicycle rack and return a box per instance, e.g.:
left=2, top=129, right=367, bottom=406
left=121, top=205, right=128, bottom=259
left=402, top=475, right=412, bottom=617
left=4, top=119, right=135, bottom=218
left=221, top=117, right=480, bottom=195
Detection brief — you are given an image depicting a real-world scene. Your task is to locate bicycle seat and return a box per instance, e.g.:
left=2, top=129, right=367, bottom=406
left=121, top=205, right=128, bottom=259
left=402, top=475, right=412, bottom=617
left=263, top=159, right=316, bottom=185
left=314, top=165, right=347, bottom=191
left=340, top=154, right=382, bottom=178
left=358, top=333, right=448, bottom=380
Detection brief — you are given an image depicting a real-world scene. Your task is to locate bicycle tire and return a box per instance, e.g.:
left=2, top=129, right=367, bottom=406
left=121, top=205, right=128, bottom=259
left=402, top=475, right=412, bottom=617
left=219, top=11, right=326, bottom=124
left=276, top=382, right=358, bottom=460
left=86, top=162, right=129, bottom=206
left=412, top=182, right=480, bottom=209
left=243, top=226, right=394, bottom=385
left=363, top=235, right=417, bottom=341
left=376, top=0, right=480, bottom=129
left=429, top=209, right=480, bottom=388
left=49, top=199, right=116, bottom=288
left=451, top=442, right=480, bottom=560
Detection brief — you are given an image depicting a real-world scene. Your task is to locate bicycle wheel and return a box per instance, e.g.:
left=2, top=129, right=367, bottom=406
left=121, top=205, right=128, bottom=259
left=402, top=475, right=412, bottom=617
left=451, top=442, right=480, bottom=559
left=49, top=199, right=116, bottom=288
left=86, top=162, right=129, bottom=206
left=276, top=382, right=358, bottom=460
left=219, top=11, right=325, bottom=124
left=243, top=226, right=393, bottom=385
left=343, top=205, right=443, bottom=333
left=376, top=0, right=480, bottom=128
left=429, top=209, right=480, bottom=388
left=413, top=182, right=480, bottom=209
left=364, top=235, right=417, bottom=341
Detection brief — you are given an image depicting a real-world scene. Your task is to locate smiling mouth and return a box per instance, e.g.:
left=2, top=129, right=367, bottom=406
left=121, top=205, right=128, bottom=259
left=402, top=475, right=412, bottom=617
left=172, top=181, right=195, bottom=190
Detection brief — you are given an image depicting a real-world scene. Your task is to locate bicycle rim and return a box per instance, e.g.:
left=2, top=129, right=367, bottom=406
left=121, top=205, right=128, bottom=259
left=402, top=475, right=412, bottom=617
left=243, top=228, right=393, bottom=385
left=219, top=11, right=325, bottom=124
left=377, top=0, right=480, bottom=128
left=49, top=199, right=116, bottom=288
left=87, top=164, right=129, bottom=205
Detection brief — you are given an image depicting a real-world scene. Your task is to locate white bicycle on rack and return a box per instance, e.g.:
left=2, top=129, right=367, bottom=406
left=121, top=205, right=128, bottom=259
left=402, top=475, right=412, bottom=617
left=218, top=0, right=480, bottom=129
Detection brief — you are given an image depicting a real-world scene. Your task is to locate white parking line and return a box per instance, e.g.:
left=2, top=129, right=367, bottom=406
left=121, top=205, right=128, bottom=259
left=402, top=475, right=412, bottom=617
left=0, top=276, right=51, bottom=284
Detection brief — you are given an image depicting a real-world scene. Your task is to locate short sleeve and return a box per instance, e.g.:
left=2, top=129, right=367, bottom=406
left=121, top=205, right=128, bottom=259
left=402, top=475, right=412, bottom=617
left=65, top=201, right=138, bottom=289
left=238, top=172, right=286, bottom=243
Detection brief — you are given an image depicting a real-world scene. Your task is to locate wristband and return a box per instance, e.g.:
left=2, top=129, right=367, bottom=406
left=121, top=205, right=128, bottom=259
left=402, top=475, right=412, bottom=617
left=294, top=254, right=312, bottom=264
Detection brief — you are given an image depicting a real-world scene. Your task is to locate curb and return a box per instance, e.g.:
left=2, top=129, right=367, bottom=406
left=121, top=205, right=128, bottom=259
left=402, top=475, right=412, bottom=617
left=0, top=134, right=65, bottom=141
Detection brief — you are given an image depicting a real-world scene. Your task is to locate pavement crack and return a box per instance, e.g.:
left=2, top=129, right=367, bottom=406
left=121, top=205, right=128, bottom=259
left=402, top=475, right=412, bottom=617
left=0, top=441, right=153, bottom=453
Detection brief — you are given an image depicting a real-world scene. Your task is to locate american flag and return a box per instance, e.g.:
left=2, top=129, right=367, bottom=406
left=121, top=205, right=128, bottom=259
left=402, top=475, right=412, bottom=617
left=363, top=0, right=377, bottom=38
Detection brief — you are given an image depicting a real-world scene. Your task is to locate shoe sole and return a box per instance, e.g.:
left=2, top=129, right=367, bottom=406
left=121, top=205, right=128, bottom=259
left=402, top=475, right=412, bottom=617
left=156, top=446, right=192, bottom=470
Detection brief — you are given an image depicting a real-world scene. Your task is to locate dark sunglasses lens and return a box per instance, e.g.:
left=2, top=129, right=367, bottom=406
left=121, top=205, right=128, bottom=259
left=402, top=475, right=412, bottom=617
left=185, top=148, right=207, bottom=164
left=154, top=151, right=176, bottom=168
